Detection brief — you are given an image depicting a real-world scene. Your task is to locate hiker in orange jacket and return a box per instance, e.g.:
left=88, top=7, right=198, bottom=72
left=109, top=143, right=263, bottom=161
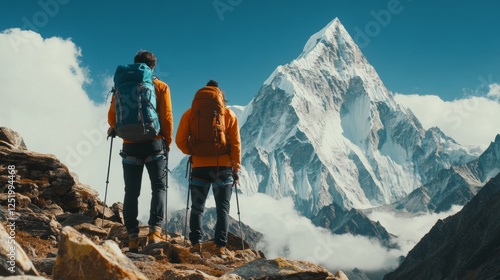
left=107, top=51, right=173, bottom=253
left=176, top=80, right=241, bottom=250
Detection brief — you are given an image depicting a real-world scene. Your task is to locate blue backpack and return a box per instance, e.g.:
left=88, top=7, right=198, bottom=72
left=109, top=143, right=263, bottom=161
left=112, top=63, right=161, bottom=142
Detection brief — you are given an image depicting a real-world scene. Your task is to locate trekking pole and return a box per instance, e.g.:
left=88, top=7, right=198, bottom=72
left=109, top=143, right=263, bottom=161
left=234, top=181, right=245, bottom=253
left=164, top=147, right=169, bottom=239
left=183, top=185, right=190, bottom=246
left=183, top=158, right=192, bottom=245
left=101, top=136, right=114, bottom=227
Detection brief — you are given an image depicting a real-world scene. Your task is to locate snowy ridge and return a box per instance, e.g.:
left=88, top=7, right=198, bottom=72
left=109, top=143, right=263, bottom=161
left=235, top=18, right=477, bottom=216
left=266, top=18, right=393, bottom=105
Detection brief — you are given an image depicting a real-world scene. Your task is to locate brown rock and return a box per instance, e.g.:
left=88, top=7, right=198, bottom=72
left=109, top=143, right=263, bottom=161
left=0, top=136, right=102, bottom=218
left=94, top=203, right=116, bottom=221
left=41, top=203, right=64, bottom=216
left=160, top=267, right=219, bottom=280
left=110, top=202, right=125, bottom=224
left=223, top=257, right=336, bottom=280
left=73, top=222, right=109, bottom=237
left=0, top=192, right=31, bottom=209
left=107, top=223, right=129, bottom=244
left=94, top=217, right=122, bottom=231
left=15, top=212, right=61, bottom=238
left=31, top=257, right=56, bottom=275
left=331, top=271, right=350, bottom=280
left=58, top=213, right=92, bottom=227
left=0, top=223, right=40, bottom=276
left=0, top=276, right=49, bottom=279
left=0, top=127, right=27, bottom=150
left=143, top=242, right=203, bottom=264
left=53, top=226, right=148, bottom=280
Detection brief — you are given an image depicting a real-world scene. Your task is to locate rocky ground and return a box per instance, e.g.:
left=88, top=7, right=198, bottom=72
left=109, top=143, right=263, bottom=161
left=0, top=127, right=348, bottom=280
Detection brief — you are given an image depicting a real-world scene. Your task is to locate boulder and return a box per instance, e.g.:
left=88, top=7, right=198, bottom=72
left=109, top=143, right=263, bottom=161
left=31, top=258, right=56, bottom=275
left=223, top=257, right=341, bottom=280
left=0, top=276, right=49, bottom=280
left=0, top=223, right=40, bottom=276
left=15, top=212, right=60, bottom=238
left=0, top=136, right=102, bottom=217
left=52, top=226, right=147, bottom=280
left=160, top=267, right=219, bottom=280
left=0, top=127, right=27, bottom=150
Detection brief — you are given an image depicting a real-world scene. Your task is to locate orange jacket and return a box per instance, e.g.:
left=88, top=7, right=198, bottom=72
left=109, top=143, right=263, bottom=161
left=108, top=78, right=174, bottom=146
left=176, top=96, right=241, bottom=173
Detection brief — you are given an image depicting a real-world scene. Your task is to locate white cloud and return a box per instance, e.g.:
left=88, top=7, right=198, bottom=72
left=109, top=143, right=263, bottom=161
left=487, top=83, right=500, bottom=100
left=367, top=206, right=463, bottom=253
left=394, top=93, right=500, bottom=148
left=233, top=196, right=463, bottom=273
left=237, top=194, right=402, bottom=272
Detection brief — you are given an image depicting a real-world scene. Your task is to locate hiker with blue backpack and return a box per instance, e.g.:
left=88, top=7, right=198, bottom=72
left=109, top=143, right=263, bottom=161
left=107, top=51, right=173, bottom=253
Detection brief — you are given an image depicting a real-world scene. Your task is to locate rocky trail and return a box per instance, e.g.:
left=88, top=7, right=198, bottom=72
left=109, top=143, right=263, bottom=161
left=0, top=127, right=347, bottom=280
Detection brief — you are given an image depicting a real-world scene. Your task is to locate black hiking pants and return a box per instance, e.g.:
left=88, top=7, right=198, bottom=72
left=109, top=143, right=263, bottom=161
left=189, top=167, right=233, bottom=247
left=121, top=138, right=167, bottom=235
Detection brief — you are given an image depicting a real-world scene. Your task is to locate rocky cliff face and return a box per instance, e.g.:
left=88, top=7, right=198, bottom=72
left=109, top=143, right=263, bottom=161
left=311, top=203, right=396, bottom=248
left=383, top=172, right=500, bottom=280
left=0, top=127, right=347, bottom=280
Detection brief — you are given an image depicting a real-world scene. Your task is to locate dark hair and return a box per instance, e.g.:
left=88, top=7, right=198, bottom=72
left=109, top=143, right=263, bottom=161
left=205, top=79, right=228, bottom=104
left=206, top=80, right=219, bottom=87
left=134, top=51, right=156, bottom=69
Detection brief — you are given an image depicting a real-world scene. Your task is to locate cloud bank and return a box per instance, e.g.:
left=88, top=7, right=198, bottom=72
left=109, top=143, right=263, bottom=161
left=394, top=92, right=500, bottom=148
left=232, top=194, right=462, bottom=272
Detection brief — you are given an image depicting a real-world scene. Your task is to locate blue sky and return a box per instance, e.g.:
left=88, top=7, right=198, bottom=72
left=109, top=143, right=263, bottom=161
left=2, top=0, right=499, bottom=119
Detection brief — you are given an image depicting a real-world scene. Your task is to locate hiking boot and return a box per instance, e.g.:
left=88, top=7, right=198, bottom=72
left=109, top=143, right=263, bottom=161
left=190, top=243, right=202, bottom=254
left=215, top=245, right=228, bottom=256
left=147, top=226, right=167, bottom=244
left=128, top=234, right=139, bottom=253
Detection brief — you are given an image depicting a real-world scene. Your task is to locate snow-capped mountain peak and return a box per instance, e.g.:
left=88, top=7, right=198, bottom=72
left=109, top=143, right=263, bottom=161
left=300, top=18, right=348, bottom=56
left=265, top=18, right=391, bottom=105
left=175, top=18, right=478, bottom=218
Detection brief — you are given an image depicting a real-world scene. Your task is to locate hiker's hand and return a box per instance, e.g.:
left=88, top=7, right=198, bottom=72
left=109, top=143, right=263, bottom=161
left=162, top=139, right=170, bottom=152
left=232, top=172, right=239, bottom=187
left=107, top=127, right=116, bottom=139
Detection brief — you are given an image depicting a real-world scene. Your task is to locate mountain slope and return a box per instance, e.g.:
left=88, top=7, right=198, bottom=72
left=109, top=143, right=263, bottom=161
left=236, top=18, right=475, bottom=216
left=389, top=134, right=500, bottom=213
left=311, top=202, right=397, bottom=248
left=383, top=172, right=500, bottom=280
